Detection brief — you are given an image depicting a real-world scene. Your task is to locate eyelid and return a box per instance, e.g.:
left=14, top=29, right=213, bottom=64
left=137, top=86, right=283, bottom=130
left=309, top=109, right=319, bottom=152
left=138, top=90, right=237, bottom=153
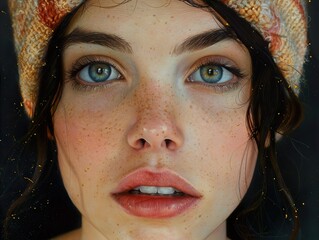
left=186, top=56, right=244, bottom=79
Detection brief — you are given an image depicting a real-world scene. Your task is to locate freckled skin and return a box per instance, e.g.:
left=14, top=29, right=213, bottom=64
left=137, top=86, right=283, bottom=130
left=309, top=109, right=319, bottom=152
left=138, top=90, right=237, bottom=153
left=54, top=0, right=257, bottom=240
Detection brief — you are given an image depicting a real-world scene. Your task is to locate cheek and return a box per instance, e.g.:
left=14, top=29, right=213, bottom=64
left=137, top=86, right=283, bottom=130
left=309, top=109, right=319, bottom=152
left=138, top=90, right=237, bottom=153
left=200, top=106, right=256, bottom=188
left=52, top=101, right=124, bottom=213
left=186, top=98, right=257, bottom=212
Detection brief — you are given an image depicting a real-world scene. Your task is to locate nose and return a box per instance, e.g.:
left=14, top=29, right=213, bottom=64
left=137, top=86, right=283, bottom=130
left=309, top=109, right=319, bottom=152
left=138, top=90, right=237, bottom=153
left=126, top=88, right=183, bottom=151
left=127, top=117, right=183, bottom=151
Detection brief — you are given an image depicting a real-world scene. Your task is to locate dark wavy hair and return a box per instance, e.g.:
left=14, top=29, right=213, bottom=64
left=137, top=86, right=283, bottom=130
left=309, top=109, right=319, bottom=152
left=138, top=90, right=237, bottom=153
left=4, top=0, right=303, bottom=239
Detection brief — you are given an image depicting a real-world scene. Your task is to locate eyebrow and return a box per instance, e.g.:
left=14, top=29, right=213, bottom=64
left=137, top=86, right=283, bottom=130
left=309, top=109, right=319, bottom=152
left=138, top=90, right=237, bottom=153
left=172, top=28, right=238, bottom=55
left=62, top=27, right=237, bottom=55
left=62, top=28, right=133, bottom=54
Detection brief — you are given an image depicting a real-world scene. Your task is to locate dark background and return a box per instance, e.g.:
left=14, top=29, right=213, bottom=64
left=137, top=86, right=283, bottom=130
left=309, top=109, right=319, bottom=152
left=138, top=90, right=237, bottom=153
left=1, top=0, right=318, bottom=239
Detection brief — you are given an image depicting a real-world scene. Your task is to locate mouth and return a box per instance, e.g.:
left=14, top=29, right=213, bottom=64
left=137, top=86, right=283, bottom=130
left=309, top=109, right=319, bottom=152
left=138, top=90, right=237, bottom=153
left=129, top=186, right=185, bottom=196
left=111, top=167, right=202, bottom=218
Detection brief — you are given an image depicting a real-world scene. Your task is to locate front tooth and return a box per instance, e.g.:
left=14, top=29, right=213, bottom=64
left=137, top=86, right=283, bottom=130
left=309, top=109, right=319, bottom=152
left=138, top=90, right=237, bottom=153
left=139, top=186, right=158, bottom=194
left=157, top=187, right=175, bottom=195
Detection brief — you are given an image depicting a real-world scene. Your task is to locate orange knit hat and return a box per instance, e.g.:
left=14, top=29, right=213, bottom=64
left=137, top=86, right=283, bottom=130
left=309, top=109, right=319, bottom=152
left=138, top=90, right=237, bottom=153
left=9, top=0, right=308, bottom=116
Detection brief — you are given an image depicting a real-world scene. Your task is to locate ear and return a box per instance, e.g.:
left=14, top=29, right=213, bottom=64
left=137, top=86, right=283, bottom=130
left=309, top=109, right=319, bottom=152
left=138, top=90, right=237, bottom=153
left=47, top=127, right=55, bottom=141
left=264, top=132, right=283, bottom=147
left=24, top=99, right=34, bottom=118
left=275, top=132, right=283, bottom=141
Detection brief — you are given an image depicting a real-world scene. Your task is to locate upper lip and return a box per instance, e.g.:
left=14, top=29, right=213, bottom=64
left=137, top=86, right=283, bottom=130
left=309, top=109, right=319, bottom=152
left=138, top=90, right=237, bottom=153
left=111, top=167, right=202, bottom=198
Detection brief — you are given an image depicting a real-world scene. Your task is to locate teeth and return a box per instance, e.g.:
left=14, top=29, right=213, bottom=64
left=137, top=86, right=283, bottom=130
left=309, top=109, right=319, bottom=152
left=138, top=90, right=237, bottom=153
left=139, top=186, right=158, bottom=194
left=133, top=186, right=181, bottom=195
left=157, top=187, right=175, bottom=195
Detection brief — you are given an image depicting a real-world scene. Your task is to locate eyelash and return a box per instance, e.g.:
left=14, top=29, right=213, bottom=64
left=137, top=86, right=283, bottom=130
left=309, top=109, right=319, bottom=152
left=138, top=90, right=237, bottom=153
left=65, top=56, right=246, bottom=92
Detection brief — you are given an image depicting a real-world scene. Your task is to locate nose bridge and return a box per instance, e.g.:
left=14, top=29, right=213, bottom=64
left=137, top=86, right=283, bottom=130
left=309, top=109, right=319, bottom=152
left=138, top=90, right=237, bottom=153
left=134, top=79, right=174, bottom=118
left=127, top=80, right=183, bottom=151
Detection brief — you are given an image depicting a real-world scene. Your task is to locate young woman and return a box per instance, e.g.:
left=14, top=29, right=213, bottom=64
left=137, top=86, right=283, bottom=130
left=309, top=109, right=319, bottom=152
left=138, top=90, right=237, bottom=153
left=5, top=0, right=307, bottom=239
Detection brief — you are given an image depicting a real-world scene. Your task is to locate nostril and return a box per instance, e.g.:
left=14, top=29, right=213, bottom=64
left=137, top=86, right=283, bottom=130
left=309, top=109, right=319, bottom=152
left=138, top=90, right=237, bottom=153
left=134, top=138, right=176, bottom=150
left=140, top=139, right=146, bottom=146
left=131, top=138, right=146, bottom=150
left=164, top=139, right=177, bottom=150
left=164, top=139, right=171, bottom=146
left=127, top=123, right=183, bottom=151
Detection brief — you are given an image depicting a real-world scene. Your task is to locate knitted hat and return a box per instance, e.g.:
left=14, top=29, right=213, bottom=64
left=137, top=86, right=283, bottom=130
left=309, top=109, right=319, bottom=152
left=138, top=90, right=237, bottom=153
left=9, top=0, right=308, bottom=116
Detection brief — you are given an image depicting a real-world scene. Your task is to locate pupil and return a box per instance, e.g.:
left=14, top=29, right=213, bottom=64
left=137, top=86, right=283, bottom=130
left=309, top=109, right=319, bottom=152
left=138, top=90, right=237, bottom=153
left=89, top=63, right=111, bottom=82
left=200, top=65, right=223, bottom=83
left=96, top=67, right=104, bottom=75
left=207, top=68, right=216, bottom=76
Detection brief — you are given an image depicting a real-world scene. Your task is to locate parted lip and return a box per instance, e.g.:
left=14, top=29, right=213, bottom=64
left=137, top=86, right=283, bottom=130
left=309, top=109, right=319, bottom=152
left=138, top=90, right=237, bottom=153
left=111, top=167, right=202, bottom=197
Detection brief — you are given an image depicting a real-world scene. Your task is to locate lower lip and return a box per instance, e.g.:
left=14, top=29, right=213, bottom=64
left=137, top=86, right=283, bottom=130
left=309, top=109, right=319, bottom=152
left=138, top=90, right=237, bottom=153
left=112, top=194, right=200, bottom=218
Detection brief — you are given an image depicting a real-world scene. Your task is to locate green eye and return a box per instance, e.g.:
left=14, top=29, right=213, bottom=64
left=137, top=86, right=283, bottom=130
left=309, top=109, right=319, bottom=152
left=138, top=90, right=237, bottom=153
left=79, top=62, right=121, bottom=83
left=189, top=64, right=233, bottom=84
left=200, top=65, right=223, bottom=83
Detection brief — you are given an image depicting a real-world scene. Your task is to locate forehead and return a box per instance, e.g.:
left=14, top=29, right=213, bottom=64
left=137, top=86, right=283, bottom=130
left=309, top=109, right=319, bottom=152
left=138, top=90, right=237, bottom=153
left=67, top=0, right=220, bottom=41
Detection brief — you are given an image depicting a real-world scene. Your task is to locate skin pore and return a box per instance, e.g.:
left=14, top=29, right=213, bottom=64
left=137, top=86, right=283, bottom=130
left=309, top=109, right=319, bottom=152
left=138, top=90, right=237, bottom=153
left=53, top=0, right=257, bottom=239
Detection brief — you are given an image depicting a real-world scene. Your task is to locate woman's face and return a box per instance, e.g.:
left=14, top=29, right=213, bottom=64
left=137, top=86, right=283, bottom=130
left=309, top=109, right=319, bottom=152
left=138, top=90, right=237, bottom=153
left=54, top=0, right=257, bottom=239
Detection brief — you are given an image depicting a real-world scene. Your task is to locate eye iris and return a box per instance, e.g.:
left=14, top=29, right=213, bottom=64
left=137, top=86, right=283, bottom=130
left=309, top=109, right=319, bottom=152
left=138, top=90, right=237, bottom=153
left=89, top=63, right=111, bottom=82
left=200, top=65, right=223, bottom=83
